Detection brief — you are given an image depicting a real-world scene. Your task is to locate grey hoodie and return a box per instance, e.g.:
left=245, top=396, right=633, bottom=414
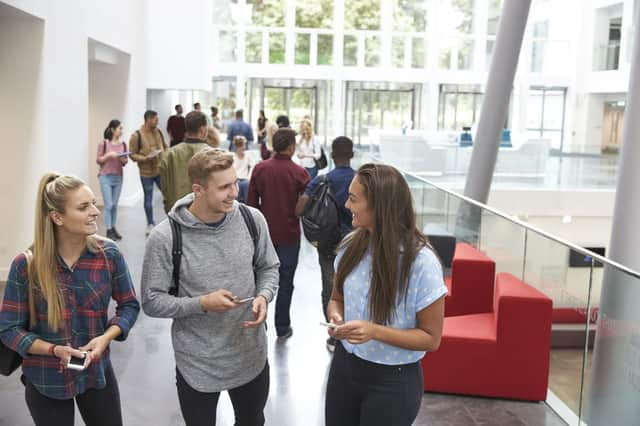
left=141, top=194, right=279, bottom=392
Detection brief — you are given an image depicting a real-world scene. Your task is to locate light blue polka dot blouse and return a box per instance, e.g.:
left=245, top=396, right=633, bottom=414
left=337, top=246, right=448, bottom=365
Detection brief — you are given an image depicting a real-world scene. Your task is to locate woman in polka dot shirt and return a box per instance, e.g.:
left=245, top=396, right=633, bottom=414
left=324, top=163, right=447, bottom=426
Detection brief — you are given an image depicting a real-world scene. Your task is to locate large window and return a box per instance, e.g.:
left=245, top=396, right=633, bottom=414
left=526, top=87, right=566, bottom=151
left=296, top=0, right=333, bottom=28
left=530, top=21, right=548, bottom=73
left=248, top=0, right=285, bottom=26
left=438, top=84, right=483, bottom=130
left=393, top=0, right=428, bottom=32
left=440, top=0, right=474, bottom=34
left=345, top=0, right=380, bottom=30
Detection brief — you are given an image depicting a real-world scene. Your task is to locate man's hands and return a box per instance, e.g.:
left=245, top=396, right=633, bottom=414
left=199, top=289, right=241, bottom=312
left=243, top=296, right=268, bottom=328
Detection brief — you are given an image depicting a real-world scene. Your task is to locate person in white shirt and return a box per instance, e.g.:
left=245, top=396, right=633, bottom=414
left=233, top=135, right=254, bottom=203
left=295, top=118, right=321, bottom=179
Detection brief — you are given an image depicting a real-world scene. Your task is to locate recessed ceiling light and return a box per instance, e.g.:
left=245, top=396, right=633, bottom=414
left=562, top=215, right=572, bottom=224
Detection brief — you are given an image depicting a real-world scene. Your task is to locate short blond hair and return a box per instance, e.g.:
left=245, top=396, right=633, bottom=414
left=188, top=148, right=234, bottom=187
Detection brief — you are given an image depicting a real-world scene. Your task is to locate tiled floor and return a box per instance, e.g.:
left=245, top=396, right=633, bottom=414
left=0, top=192, right=567, bottom=425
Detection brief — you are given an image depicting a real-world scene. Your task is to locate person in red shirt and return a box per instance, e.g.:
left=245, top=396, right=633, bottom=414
left=248, top=128, right=310, bottom=338
left=166, top=104, right=186, bottom=147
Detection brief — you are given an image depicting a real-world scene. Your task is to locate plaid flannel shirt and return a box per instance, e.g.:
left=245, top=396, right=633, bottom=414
left=0, top=241, right=139, bottom=400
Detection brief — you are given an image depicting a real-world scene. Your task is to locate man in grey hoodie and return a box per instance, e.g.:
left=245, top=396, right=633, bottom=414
left=141, top=148, right=279, bottom=426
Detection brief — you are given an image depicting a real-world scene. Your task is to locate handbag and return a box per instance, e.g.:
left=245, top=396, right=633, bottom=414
left=0, top=249, right=32, bottom=376
left=315, top=147, right=328, bottom=170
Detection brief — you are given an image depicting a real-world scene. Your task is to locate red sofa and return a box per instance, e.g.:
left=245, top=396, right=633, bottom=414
left=423, top=272, right=553, bottom=401
left=445, top=243, right=496, bottom=317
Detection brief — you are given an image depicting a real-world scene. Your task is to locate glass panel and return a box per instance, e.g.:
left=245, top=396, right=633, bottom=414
left=343, top=35, right=358, bottom=66
left=439, top=46, right=452, bottom=69
left=295, top=33, right=310, bottom=65
left=212, top=79, right=237, bottom=121
left=264, top=87, right=285, bottom=123
left=245, top=32, right=262, bottom=64
left=345, top=0, right=381, bottom=30
left=457, top=39, right=474, bottom=70
left=412, top=37, right=425, bottom=68
left=479, top=210, right=526, bottom=278
left=393, top=0, right=428, bottom=32
left=392, top=37, right=405, bottom=68
left=487, top=0, right=502, bottom=36
left=317, top=34, right=333, bottom=65
left=456, top=93, right=475, bottom=129
left=219, top=31, right=238, bottom=62
left=248, top=0, right=285, bottom=26
left=527, top=89, right=544, bottom=129
left=365, top=36, right=381, bottom=67
left=441, top=0, right=474, bottom=34
left=289, top=88, right=314, bottom=128
left=296, top=0, right=333, bottom=28
left=269, top=32, right=286, bottom=64
left=542, top=131, right=562, bottom=151
left=524, top=232, right=591, bottom=419
left=486, top=39, right=495, bottom=71
left=543, top=91, right=564, bottom=129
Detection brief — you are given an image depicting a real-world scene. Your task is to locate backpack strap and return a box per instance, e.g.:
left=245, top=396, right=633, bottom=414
left=238, top=203, right=259, bottom=267
left=168, top=217, right=183, bottom=296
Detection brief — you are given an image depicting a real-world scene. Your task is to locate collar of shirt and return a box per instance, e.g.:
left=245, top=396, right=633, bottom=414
left=273, top=153, right=291, bottom=161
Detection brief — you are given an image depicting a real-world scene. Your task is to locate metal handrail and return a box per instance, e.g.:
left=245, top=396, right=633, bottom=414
left=384, top=159, right=640, bottom=279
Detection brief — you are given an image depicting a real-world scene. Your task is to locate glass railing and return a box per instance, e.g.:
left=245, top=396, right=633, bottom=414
left=356, top=150, right=640, bottom=425
left=592, top=42, right=621, bottom=71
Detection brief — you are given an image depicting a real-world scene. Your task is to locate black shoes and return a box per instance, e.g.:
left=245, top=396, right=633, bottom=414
left=326, top=337, right=336, bottom=352
left=277, top=327, right=293, bottom=339
left=106, top=228, right=122, bottom=241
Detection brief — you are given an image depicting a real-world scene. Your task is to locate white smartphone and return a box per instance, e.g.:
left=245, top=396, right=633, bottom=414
left=67, top=352, right=88, bottom=371
left=319, top=321, right=338, bottom=329
left=235, top=296, right=255, bottom=303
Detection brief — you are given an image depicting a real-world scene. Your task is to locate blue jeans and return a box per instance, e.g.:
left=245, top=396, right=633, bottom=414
left=140, top=175, right=161, bottom=225
left=274, top=241, right=301, bottom=336
left=99, top=174, right=123, bottom=229
left=237, top=179, right=249, bottom=203
left=305, top=166, right=318, bottom=180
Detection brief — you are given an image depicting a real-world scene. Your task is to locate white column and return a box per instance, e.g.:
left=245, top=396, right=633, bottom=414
left=380, top=0, right=393, bottom=68
left=285, top=0, right=296, bottom=65
left=333, top=79, right=344, bottom=138
left=310, top=32, right=318, bottom=65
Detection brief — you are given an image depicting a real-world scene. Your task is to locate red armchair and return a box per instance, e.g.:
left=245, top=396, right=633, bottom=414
left=445, top=243, right=496, bottom=317
left=423, top=272, right=553, bottom=401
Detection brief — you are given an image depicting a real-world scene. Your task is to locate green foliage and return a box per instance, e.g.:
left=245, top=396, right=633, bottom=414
left=345, top=0, right=380, bottom=30
left=393, top=0, right=427, bottom=32
left=296, top=0, right=333, bottom=28
left=249, top=0, right=286, bottom=26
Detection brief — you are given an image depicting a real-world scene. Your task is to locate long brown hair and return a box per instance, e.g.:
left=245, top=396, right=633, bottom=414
left=334, top=163, right=430, bottom=325
left=30, top=172, right=104, bottom=331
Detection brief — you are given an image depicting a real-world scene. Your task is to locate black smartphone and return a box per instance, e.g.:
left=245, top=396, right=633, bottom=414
left=67, top=352, right=87, bottom=371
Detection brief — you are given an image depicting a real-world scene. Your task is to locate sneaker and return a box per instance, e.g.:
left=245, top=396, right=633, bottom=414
left=106, top=229, right=116, bottom=240
left=277, top=327, right=293, bottom=339
left=112, top=227, right=122, bottom=241
left=326, top=337, right=336, bottom=353
left=145, top=224, right=154, bottom=236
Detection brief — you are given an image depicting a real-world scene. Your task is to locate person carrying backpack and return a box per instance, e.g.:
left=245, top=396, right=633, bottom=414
left=295, top=136, right=355, bottom=352
left=141, top=148, right=279, bottom=426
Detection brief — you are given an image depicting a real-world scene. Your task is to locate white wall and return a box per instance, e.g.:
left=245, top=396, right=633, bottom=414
left=0, top=9, right=46, bottom=279
left=0, top=0, right=149, bottom=279
left=146, top=0, right=213, bottom=90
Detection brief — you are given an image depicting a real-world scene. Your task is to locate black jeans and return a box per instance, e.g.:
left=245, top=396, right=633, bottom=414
left=318, top=249, right=336, bottom=322
left=176, top=361, right=270, bottom=426
left=24, top=364, right=122, bottom=426
left=325, top=342, right=423, bottom=426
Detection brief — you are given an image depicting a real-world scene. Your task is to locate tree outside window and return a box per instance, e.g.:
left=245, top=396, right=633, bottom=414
left=393, top=0, right=427, bottom=32
left=296, top=0, right=333, bottom=28
left=248, top=0, right=285, bottom=26
left=345, top=0, right=381, bottom=30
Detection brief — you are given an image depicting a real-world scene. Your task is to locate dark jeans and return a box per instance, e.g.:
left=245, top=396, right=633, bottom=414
left=140, top=175, right=161, bottom=225
left=176, top=362, right=269, bottom=426
left=305, top=166, right=318, bottom=180
left=237, top=178, right=249, bottom=203
left=318, top=249, right=336, bottom=322
left=274, top=241, right=300, bottom=335
left=325, top=342, right=423, bottom=426
left=24, top=364, right=122, bottom=426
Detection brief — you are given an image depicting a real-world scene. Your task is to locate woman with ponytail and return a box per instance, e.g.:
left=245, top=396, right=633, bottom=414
left=0, top=172, right=140, bottom=426
left=96, top=119, right=128, bottom=241
left=324, top=164, right=447, bottom=426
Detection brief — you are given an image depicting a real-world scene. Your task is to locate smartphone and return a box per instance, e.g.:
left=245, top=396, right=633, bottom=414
left=319, top=321, right=338, bottom=329
left=235, top=296, right=255, bottom=304
left=67, top=352, right=88, bottom=371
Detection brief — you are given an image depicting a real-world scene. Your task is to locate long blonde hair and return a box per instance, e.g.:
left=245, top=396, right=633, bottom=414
left=31, top=172, right=104, bottom=331
left=299, top=119, right=313, bottom=145
left=266, top=122, right=279, bottom=152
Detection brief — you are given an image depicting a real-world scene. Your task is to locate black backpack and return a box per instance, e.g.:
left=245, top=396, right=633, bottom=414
left=301, top=175, right=341, bottom=248
left=167, top=204, right=258, bottom=296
